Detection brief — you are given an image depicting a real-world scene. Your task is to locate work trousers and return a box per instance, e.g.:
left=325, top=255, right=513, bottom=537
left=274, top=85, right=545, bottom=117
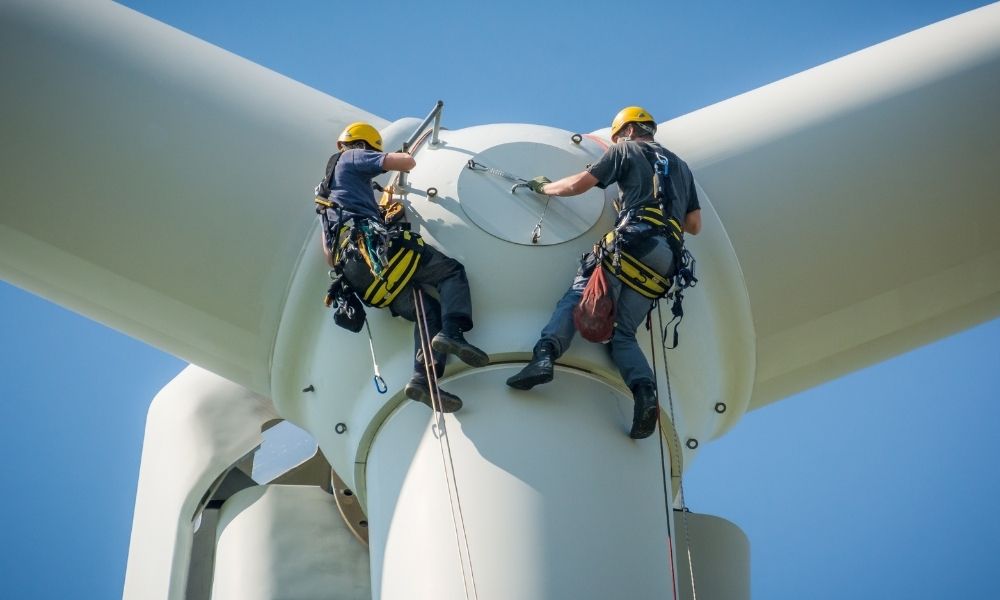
left=538, top=232, right=675, bottom=389
left=386, top=244, right=475, bottom=375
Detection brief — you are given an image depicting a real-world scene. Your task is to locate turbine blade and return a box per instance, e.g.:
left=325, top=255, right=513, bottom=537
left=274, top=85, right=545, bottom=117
left=0, top=0, right=384, bottom=391
left=663, top=3, right=1000, bottom=408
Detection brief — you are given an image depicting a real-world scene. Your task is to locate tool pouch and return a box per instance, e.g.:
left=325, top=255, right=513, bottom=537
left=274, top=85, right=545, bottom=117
left=326, top=276, right=367, bottom=333
left=573, top=265, right=616, bottom=343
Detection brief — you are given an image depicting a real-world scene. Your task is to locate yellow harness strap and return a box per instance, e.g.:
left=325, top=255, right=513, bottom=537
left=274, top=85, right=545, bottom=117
left=600, top=206, right=680, bottom=299
left=601, top=231, right=672, bottom=299
left=358, top=231, right=424, bottom=308
left=634, top=206, right=682, bottom=242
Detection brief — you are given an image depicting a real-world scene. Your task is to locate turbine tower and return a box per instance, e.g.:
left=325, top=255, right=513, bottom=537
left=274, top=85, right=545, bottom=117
left=2, top=1, right=999, bottom=598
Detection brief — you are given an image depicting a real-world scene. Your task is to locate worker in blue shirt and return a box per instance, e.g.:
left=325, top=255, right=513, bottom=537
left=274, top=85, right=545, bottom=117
left=317, top=122, right=489, bottom=412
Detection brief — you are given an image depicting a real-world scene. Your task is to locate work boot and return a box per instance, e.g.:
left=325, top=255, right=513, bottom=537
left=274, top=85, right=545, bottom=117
left=506, top=342, right=556, bottom=390
left=431, top=331, right=490, bottom=368
left=629, top=380, right=659, bottom=439
left=405, top=373, right=463, bottom=413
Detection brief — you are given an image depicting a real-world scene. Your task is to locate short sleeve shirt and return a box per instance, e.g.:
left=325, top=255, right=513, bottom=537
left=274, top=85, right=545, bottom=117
left=326, top=149, right=386, bottom=220
left=587, top=140, right=700, bottom=229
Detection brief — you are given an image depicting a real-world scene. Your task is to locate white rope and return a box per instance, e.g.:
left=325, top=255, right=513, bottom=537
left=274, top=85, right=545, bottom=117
left=414, top=289, right=480, bottom=600
left=648, top=312, right=679, bottom=600
left=656, top=303, right=698, bottom=600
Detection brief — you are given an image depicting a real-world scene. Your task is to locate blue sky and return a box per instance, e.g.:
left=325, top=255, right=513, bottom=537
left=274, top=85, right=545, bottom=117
left=2, top=1, right=998, bottom=598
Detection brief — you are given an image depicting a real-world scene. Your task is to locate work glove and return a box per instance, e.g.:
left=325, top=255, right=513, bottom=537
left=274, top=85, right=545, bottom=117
left=527, top=176, right=551, bottom=194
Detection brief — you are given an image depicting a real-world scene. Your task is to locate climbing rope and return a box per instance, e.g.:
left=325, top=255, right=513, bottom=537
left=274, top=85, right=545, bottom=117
left=648, top=312, right=680, bottom=600
left=655, top=302, right=699, bottom=600
left=413, top=289, right=480, bottom=600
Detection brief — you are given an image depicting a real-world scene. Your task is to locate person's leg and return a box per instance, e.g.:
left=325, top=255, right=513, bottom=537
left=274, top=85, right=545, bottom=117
left=410, top=244, right=472, bottom=333
left=610, top=235, right=675, bottom=438
left=391, top=288, right=462, bottom=412
left=506, top=272, right=589, bottom=390
left=538, top=272, right=589, bottom=357
left=412, top=244, right=489, bottom=367
left=407, top=289, right=446, bottom=375
left=609, top=285, right=656, bottom=388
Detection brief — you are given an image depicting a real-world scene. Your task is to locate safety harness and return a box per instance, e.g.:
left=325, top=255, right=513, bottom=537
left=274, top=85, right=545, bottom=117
left=316, top=152, right=426, bottom=312
left=600, top=206, right=682, bottom=299
left=598, top=144, right=698, bottom=348
left=332, top=218, right=425, bottom=308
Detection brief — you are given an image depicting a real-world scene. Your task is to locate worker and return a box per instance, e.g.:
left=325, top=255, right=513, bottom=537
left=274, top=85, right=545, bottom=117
left=316, top=122, right=489, bottom=413
left=506, top=107, right=702, bottom=438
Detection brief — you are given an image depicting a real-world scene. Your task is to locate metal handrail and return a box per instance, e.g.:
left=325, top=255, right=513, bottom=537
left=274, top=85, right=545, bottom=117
left=401, top=100, right=444, bottom=153
left=398, top=100, right=443, bottom=192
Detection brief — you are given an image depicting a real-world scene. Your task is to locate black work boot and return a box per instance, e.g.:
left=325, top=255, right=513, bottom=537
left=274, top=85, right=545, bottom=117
left=431, top=331, right=490, bottom=368
left=629, top=380, right=659, bottom=439
left=506, top=342, right=556, bottom=390
left=405, top=373, right=463, bottom=413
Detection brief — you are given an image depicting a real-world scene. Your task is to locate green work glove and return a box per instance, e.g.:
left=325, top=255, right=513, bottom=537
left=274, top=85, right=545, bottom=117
left=527, top=176, right=551, bottom=194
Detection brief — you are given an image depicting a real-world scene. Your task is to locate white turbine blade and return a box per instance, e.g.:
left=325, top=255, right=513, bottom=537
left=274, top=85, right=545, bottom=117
left=0, top=0, right=384, bottom=392
left=663, top=3, right=1000, bottom=409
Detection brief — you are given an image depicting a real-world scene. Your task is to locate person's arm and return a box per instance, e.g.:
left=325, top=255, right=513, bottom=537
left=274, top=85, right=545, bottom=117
left=382, top=152, right=415, bottom=172
left=540, top=171, right=599, bottom=197
left=684, top=209, right=702, bottom=235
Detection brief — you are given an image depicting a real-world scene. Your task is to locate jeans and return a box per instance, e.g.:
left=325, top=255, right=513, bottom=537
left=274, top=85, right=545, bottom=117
left=539, top=232, right=675, bottom=388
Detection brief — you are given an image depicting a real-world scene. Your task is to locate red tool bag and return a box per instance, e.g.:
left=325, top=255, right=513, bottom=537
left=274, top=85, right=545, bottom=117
left=573, top=266, right=615, bottom=343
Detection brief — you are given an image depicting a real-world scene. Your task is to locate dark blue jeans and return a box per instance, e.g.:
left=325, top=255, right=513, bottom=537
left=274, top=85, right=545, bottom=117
left=538, top=233, right=675, bottom=388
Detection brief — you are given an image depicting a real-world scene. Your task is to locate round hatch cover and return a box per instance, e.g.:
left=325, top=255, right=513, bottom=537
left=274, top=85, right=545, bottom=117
left=458, top=142, right=606, bottom=246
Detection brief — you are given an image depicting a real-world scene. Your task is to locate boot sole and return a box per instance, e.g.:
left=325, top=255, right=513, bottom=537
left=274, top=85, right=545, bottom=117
left=405, top=383, right=463, bottom=413
left=431, top=336, right=490, bottom=368
left=505, top=370, right=553, bottom=390
left=629, top=406, right=659, bottom=439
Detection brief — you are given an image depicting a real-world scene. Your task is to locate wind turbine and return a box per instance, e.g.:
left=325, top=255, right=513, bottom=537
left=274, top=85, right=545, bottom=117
left=2, top=1, right=998, bottom=598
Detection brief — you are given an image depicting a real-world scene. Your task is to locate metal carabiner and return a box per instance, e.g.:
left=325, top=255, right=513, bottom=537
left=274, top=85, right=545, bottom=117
left=365, top=321, right=388, bottom=394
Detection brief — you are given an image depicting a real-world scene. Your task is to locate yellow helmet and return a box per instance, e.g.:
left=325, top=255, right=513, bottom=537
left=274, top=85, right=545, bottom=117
left=337, top=121, right=383, bottom=151
left=610, top=106, right=655, bottom=139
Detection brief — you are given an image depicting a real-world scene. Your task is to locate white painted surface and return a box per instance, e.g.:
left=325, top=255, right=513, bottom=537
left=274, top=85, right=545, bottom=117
left=123, top=366, right=278, bottom=600
left=212, top=485, right=370, bottom=600
left=365, top=366, right=676, bottom=600
left=674, top=512, right=750, bottom=600
left=271, top=122, right=752, bottom=494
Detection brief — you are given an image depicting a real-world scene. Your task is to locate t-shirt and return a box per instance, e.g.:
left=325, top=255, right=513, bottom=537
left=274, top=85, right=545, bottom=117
left=317, top=149, right=386, bottom=220
left=587, top=140, right=700, bottom=230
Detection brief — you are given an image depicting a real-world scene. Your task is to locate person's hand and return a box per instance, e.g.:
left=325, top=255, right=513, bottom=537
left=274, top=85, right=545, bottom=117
left=527, top=176, right=551, bottom=194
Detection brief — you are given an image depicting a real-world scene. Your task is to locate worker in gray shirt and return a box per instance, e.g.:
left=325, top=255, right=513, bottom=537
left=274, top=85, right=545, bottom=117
left=507, top=106, right=702, bottom=438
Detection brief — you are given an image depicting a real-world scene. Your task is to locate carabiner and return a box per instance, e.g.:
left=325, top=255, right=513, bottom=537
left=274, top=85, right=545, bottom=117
left=373, top=375, right=388, bottom=394
left=531, top=223, right=542, bottom=244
